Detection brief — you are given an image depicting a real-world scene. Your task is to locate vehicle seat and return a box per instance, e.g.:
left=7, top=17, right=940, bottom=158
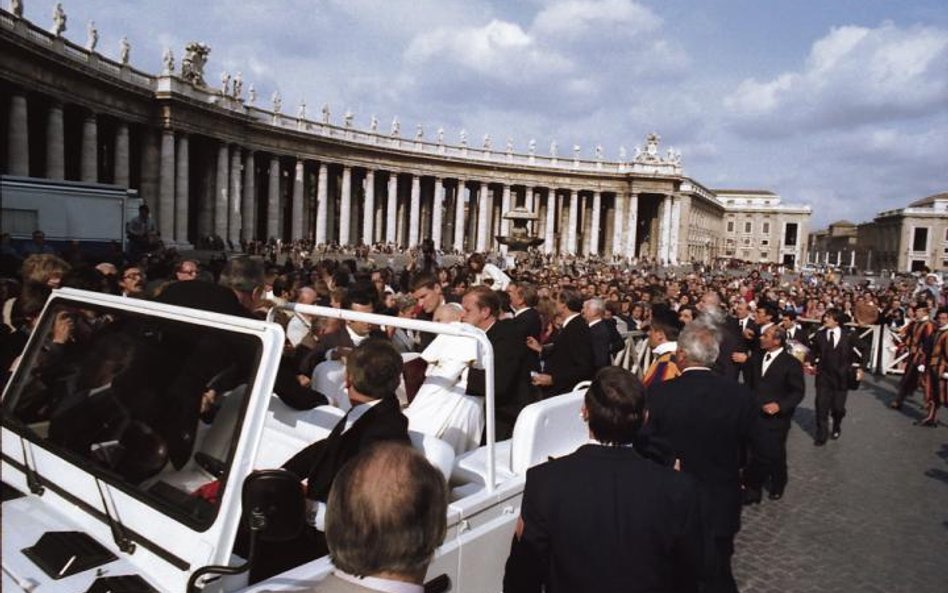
left=409, top=430, right=455, bottom=481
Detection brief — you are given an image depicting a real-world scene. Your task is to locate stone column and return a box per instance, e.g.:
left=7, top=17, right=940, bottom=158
left=241, top=151, right=255, bottom=241
left=544, top=188, right=556, bottom=255
left=567, top=189, right=579, bottom=254
left=45, top=102, right=64, bottom=180
left=363, top=169, right=375, bottom=246
left=80, top=113, right=98, bottom=182
left=386, top=172, right=397, bottom=244
left=409, top=174, right=421, bottom=248
left=338, top=165, right=352, bottom=245
left=175, top=134, right=189, bottom=244
left=590, top=190, right=602, bottom=255
left=476, top=182, right=489, bottom=252
left=114, top=122, right=130, bottom=188
left=140, top=129, right=160, bottom=211
left=611, top=192, right=624, bottom=257
left=432, top=177, right=444, bottom=249
left=500, top=183, right=512, bottom=237
left=214, top=143, right=229, bottom=240
left=316, top=163, right=329, bottom=244
left=229, top=148, right=242, bottom=246
left=267, top=156, right=280, bottom=240
left=625, top=193, right=638, bottom=258
left=291, top=159, right=304, bottom=241
left=454, top=179, right=466, bottom=253
left=158, top=128, right=176, bottom=241
left=659, top=195, right=673, bottom=264
left=6, top=93, right=29, bottom=176
left=669, top=195, right=681, bottom=265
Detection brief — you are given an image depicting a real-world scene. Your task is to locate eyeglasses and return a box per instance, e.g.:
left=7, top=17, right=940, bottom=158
left=179, top=269, right=198, bottom=276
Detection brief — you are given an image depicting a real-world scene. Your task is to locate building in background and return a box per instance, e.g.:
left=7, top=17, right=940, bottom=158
left=717, top=190, right=811, bottom=267
left=808, top=192, right=948, bottom=273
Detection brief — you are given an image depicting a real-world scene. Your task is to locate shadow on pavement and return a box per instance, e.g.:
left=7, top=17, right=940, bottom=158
left=792, top=405, right=817, bottom=439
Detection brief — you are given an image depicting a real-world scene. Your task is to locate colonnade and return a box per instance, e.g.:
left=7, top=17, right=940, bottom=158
left=4, top=89, right=684, bottom=261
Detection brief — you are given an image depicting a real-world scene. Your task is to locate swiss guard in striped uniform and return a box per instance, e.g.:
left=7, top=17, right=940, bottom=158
left=643, top=306, right=683, bottom=390
left=920, top=306, right=948, bottom=427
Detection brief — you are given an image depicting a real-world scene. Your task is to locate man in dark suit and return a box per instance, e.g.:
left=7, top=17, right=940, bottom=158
left=807, top=308, right=862, bottom=445
left=528, top=288, right=595, bottom=397
left=504, top=367, right=704, bottom=593
left=743, top=325, right=805, bottom=503
left=462, top=286, right=532, bottom=440
left=297, top=281, right=386, bottom=380
left=644, top=322, right=755, bottom=593
left=584, top=297, right=625, bottom=370
left=698, top=290, right=741, bottom=381
left=250, top=339, right=410, bottom=582
left=507, top=280, right=542, bottom=341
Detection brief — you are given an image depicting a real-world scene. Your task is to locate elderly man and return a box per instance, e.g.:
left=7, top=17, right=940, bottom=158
left=316, top=442, right=448, bottom=592
left=505, top=367, right=704, bottom=593
left=643, top=322, right=755, bottom=593
left=118, top=265, right=145, bottom=298
left=583, top=297, right=624, bottom=370
left=174, top=259, right=199, bottom=282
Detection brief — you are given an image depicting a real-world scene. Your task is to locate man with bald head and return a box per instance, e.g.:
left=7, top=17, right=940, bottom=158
left=313, top=442, right=448, bottom=592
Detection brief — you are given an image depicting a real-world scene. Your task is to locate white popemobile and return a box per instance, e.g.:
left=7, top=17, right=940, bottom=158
left=1, top=288, right=589, bottom=593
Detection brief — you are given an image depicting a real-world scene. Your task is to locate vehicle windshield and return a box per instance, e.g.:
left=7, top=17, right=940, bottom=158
left=2, top=296, right=262, bottom=530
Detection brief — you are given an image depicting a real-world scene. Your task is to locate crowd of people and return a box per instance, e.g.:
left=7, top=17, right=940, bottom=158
left=3, top=233, right=947, bottom=592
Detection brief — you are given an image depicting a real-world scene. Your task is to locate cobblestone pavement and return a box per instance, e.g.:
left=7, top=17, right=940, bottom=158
left=734, top=374, right=948, bottom=593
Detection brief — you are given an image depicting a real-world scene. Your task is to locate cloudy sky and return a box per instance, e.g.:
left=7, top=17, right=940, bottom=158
left=25, top=0, right=948, bottom=227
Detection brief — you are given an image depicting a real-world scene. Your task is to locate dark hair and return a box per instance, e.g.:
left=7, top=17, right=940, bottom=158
left=326, top=442, right=447, bottom=577
left=465, top=286, right=500, bottom=318
left=765, top=325, right=788, bottom=347
left=347, top=339, right=403, bottom=399
left=558, top=287, right=583, bottom=313
left=219, top=256, right=264, bottom=293
left=824, top=308, right=845, bottom=324
left=513, top=282, right=539, bottom=308
left=585, top=367, right=645, bottom=445
left=342, top=280, right=379, bottom=311
left=758, top=303, right=779, bottom=323
left=410, top=272, right=439, bottom=292
left=650, top=305, right=682, bottom=341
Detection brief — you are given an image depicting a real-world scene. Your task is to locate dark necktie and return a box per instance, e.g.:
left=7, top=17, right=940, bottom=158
left=830, top=331, right=837, bottom=349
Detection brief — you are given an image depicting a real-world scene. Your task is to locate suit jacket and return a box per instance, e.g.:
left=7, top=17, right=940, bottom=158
left=643, top=369, right=755, bottom=536
left=542, top=315, right=596, bottom=396
left=466, top=319, right=532, bottom=439
left=809, top=328, right=860, bottom=391
left=746, top=349, right=805, bottom=429
left=298, top=328, right=387, bottom=377
left=504, top=444, right=703, bottom=593
left=712, top=322, right=742, bottom=381
left=282, top=395, right=409, bottom=501
left=588, top=319, right=625, bottom=370
left=512, top=307, right=542, bottom=341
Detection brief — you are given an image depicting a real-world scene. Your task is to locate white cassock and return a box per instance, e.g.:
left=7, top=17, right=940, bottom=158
left=404, top=327, right=484, bottom=455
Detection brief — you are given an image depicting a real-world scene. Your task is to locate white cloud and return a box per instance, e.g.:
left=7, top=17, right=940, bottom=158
left=405, top=19, right=571, bottom=83
left=532, top=0, right=662, bottom=39
left=724, top=22, right=948, bottom=132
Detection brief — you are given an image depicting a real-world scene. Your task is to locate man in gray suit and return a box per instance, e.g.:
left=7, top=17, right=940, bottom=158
left=311, top=442, right=448, bottom=592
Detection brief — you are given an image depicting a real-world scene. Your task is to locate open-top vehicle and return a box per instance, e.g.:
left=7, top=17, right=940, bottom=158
left=2, top=288, right=588, bottom=592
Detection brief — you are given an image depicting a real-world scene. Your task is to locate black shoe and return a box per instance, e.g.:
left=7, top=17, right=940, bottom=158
left=889, top=400, right=902, bottom=410
left=768, top=491, right=783, bottom=501
left=742, top=489, right=762, bottom=505
left=831, top=425, right=841, bottom=439
left=814, top=438, right=827, bottom=446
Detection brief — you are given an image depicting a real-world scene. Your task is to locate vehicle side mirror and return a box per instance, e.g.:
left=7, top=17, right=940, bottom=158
left=186, top=470, right=305, bottom=593
left=242, top=469, right=306, bottom=542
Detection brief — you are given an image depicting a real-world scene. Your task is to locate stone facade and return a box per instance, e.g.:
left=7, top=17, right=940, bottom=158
left=717, top=190, right=811, bottom=266
left=854, top=193, right=948, bottom=273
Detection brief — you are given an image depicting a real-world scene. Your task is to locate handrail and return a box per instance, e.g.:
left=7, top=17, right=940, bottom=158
left=269, top=303, right=499, bottom=491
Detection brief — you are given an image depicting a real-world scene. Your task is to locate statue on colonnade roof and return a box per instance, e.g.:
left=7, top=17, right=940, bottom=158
left=86, top=20, right=98, bottom=52
left=370, top=115, right=378, bottom=132
left=232, top=72, right=243, bottom=99
left=119, top=36, right=130, bottom=65
left=181, top=42, right=211, bottom=86
left=51, top=2, right=66, bottom=36
left=162, top=48, right=174, bottom=75
left=344, top=109, right=353, bottom=128
left=11, top=0, right=23, bottom=19
left=321, top=103, right=330, bottom=124
left=247, top=84, right=256, bottom=106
